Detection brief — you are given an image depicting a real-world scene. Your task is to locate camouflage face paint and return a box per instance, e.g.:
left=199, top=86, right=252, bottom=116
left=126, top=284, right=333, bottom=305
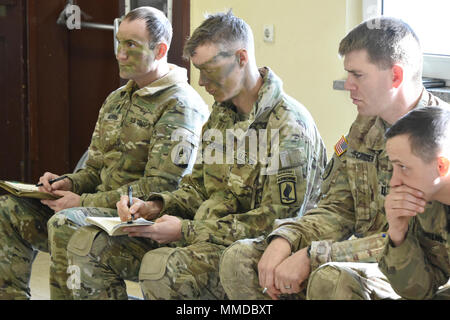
left=116, top=39, right=156, bottom=80
left=194, top=50, right=243, bottom=102
left=115, top=18, right=158, bottom=83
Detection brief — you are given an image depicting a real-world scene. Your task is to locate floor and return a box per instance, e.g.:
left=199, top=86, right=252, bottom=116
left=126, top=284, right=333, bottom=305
left=30, top=251, right=143, bottom=300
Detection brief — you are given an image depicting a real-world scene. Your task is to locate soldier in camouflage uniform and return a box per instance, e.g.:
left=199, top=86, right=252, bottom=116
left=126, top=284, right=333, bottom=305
left=220, top=17, right=449, bottom=300
left=65, top=11, right=326, bottom=300
left=377, top=107, right=450, bottom=300
left=0, top=7, right=208, bottom=300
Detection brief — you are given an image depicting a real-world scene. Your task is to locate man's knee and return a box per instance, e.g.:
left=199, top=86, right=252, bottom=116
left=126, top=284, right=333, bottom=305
left=140, top=245, right=225, bottom=299
left=139, top=247, right=180, bottom=299
left=220, top=239, right=258, bottom=283
left=47, top=212, right=69, bottom=234
left=220, top=238, right=265, bottom=299
left=307, top=262, right=368, bottom=300
left=48, top=211, right=83, bottom=252
left=0, top=195, right=22, bottom=223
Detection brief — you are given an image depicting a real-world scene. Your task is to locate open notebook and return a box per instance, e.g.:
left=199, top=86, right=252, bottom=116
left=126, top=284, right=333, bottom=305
left=85, top=216, right=155, bottom=236
left=0, top=180, right=61, bottom=200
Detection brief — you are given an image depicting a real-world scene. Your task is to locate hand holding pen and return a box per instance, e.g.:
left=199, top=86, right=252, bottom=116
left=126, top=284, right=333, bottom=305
left=36, top=172, right=71, bottom=193
left=116, top=194, right=163, bottom=223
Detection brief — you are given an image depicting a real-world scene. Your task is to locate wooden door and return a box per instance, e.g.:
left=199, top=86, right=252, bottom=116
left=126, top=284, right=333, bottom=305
left=0, top=0, right=28, bottom=183
left=67, top=0, right=121, bottom=171
left=27, top=0, right=120, bottom=181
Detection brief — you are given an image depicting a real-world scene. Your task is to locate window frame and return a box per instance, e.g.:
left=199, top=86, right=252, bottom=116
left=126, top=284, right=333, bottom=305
left=362, top=0, right=450, bottom=84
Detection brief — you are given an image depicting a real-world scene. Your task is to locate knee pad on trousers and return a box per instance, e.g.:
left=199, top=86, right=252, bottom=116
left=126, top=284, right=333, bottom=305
left=307, top=262, right=368, bottom=300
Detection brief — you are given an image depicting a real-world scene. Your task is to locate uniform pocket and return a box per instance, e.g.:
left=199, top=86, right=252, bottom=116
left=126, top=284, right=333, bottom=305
left=347, top=159, right=372, bottom=231
left=100, top=113, right=123, bottom=150
left=67, top=226, right=102, bottom=257
left=139, top=247, right=177, bottom=281
left=228, top=163, right=260, bottom=209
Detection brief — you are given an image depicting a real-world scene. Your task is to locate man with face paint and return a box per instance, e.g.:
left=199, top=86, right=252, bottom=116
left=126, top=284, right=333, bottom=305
left=65, top=11, right=327, bottom=300
left=378, top=107, right=450, bottom=299
left=0, top=7, right=209, bottom=300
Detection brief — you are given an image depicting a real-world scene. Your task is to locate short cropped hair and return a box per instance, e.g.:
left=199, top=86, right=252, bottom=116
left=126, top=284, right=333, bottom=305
left=385, top=107, right=450, bottom=163
left=183, top=10, right=253, bottom=59
left=124, top=6, right=173, bottom=49
left=339, top=17, right=423, bottom=83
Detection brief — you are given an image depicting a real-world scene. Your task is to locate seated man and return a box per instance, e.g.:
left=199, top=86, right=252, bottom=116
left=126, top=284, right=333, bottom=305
left=219, top=17, right=449, bottom=300
left=65, top=11, right=327, bottom=300
left=378, top=106, right=450, bottom=299
left=0, top=7, right=209, bottom=300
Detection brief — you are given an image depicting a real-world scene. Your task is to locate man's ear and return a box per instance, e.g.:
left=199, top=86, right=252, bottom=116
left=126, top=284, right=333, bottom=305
left=154, top=42, right=168, bottom=60
left=392, top=64, right=404, bottom=89
left=236, top=49, right=249, bottom=68
left=437, top=156, right=450, bottom=177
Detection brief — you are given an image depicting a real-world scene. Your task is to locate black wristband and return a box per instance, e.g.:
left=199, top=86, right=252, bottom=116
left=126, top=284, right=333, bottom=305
left=306, top=245, right=311, bottom=258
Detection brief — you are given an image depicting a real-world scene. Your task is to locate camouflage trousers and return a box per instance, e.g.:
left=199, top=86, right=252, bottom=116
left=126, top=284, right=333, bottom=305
left=308, top=262, right=450, bottom=300
left=307, top=262, right=401, bottom=300
left=0, top=195, right=54, bottom=300
left=47, top=207, right=118, bottom=299
left=220, top=235, right=387, bottom=300
left=66, top=219, right=227, bottom=300
left=219, top=237, right=305, bottom=300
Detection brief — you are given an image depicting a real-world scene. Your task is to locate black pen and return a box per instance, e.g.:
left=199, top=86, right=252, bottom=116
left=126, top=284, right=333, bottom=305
left=36, top=175, right=68, bottom=187
left=127, top=186, right=134, bottom=224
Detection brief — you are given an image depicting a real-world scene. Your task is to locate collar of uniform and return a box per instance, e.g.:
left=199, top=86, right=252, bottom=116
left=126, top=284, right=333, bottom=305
left=416, top=87, right=431, bottom=108
left=364, top=116, right=389, bottom=151
left=121, top=80, right=138, bottom=97
left=137, top=64, right=187, bottom=96
left=364, top=88, right=428, bottom=152
left=215, top=67, right=283, bottom=130
left=121, top=64, right=187, bottom=98
left=252, top=67, right=283, bottom=122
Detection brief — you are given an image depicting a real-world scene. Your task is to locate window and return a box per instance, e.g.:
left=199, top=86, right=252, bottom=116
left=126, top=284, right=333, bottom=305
left=363, top=0, right=450, bottom=83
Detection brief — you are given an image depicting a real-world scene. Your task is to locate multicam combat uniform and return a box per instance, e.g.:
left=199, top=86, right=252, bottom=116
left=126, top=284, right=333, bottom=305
left=0, top=64, right=208, bottom=300
left=378, top=203, right=449, bottom=300
left=220, top=89, right=447, bottom=300
left=66, top=67, right=327, bottom=300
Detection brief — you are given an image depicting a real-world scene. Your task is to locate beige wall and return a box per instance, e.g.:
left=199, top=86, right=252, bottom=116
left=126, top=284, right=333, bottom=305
left=189, top=0, right=363, bottom=160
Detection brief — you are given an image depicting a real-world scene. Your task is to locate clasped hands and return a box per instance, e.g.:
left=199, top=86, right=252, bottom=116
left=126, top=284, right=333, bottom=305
left=258, top=237, right=311, bottom=300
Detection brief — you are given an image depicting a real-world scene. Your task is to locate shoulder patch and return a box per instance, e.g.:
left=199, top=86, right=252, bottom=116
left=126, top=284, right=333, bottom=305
left=277, top=170, right=297, bottom=205
left=334, top=135, right=348, bottom=157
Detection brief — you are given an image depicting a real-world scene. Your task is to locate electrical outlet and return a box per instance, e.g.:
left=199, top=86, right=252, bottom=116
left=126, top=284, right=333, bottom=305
left=263, top=24, right=274, bottom=42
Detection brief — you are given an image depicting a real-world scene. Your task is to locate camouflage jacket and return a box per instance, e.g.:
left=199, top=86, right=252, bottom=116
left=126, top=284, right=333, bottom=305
left=147, top=67, right=327, bottom=247
left=378, top=202, right=449, bottom=299
left=268, top=90, right=447, bottom=270
left=65, top=64, right=209, bottom=208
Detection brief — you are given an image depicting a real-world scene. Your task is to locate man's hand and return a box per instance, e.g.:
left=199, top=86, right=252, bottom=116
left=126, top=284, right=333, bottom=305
left=40, top=190, right=80, bottom=212
left=124, top=215, right=182, bottom=243
left=258, top=237, right=292, bottom=300
left=385, top=185, right=426, bottom=246
left=116, top=196, right=162, bottom=222
left=273, top=247, right=311, bottom=295
left=37, top=172, right=72, bottom=193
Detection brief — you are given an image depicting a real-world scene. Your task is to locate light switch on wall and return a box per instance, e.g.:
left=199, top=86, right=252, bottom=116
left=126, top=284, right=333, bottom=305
left=263, top=24, right=274, bottom=42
